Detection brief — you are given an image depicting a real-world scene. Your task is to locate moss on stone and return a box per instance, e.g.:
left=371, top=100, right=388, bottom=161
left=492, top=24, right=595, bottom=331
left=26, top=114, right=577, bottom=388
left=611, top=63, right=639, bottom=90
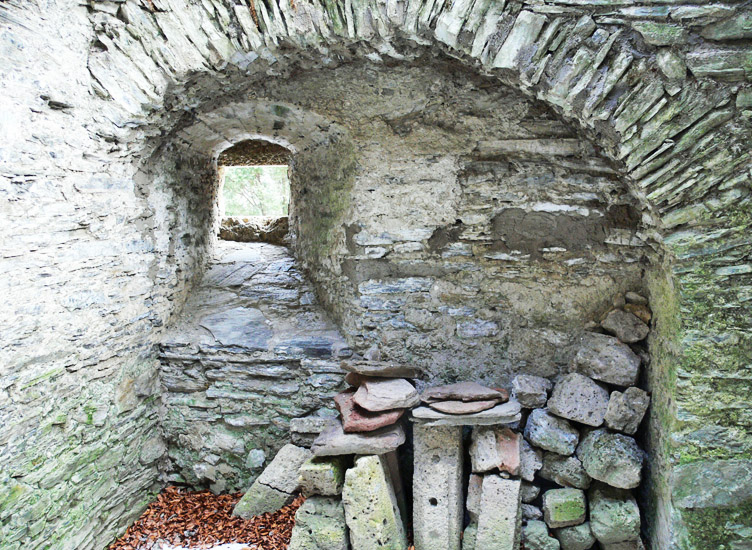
left=681, top=500, right=752, bottom=550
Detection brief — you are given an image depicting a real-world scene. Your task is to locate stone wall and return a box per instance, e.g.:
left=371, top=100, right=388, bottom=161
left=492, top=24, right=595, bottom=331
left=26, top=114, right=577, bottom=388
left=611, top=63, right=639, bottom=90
left=2, top=0, right=751, bottom=549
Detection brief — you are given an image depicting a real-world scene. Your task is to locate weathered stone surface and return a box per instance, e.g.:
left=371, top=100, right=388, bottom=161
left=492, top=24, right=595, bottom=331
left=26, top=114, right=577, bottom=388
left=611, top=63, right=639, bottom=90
left=600, top=310, right=649, bottom=344
left=555, top=522, right=596, bottom=550
left=340, top=360, right=421, bottom=379
left=413, top=424, right=463, bottom=550
left=291, top=417, right=338, bottom=447
left=524, top=520, right=561, bottom=550
left=312, top=422, right=405, bottom=457
left=572, top=334, right=641, bottom=387
left=600, top=540, right=645, bottom=550
left=298, top=457, right=348, bottom=497
left=428, top=399, right=499, bottom=415
left=523, top=504, right=544, bottom=521
left=588, top=485, right=640, bottom=544
left=623, top=304, right=651, bottom=325
left=353, top=378, right=420, bottom=411
left=466, top=474, right=483, bottom=522
left=548, top=373, right=609, bottom=427
left=287, top=496, right=349, bottom=550
left=512, top=374, right=552, bottom=408
left=342, top=455, right=407, bottom=550
left=525, top=409, right=580, bottom=456
left=542, top=488, right=587, bottom=528
left=219, top=216, right=289, bottom=245
left=233, top=444, right=312, bottom=518
left=521, top=439, right=544, bottom=482
left=540, top=453, right=592, bottom=490
left=475, top=476, right=522, bottom=550
left=624, top=293, right=647, bottom=306
left=335, top=389, right=405, bottom=433
left=462, top=523, right=478, bottom=550
left=576, top=430, right=643, bottom=490
left=421, top=382, right=507, bottom=403
left=411, top=401, right=521, bottom=426
left=522, top=481, right=541, bottom=503
left=469, top=427, right=521, bottom=475
left=604, top=388, right=649, bottom=435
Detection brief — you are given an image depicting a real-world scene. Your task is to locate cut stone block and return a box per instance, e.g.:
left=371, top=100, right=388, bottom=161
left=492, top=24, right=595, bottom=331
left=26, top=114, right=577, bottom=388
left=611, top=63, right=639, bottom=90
left=572, top=333, right=641, bottom=387
left=469, top=426, right=521, bottom=475
left=547, top=373, right=609, bottom=427
left=524, top=409, right=580, bottom=455
left=411, top=401, right=521, bottom=426
left=542, top=488, right=586, bottom=528
left=604, top=388, right=650, bottom=435
left=576, top=429, right=643, bottom=489
left=341, top=360, right=421, bottom=379
left=291, top=417, right=337, bottom=447
left=520, top=439, right=544, bottom=482
left=512, top=374, right=552, bottom=408
left=475, top=475, right=522, bottom=550
left=555, top=522, right=596, bottom=550
left=523, top=504, right=543, bottom=521
left=421, top=381, right=507, bottom=403
left=466, top=474, right=483, bottom=522
left=312, top=420, right=405, bottom=456
left=298, top=456, right=348, bottom=496
left=588, top=484, right=640, bottom=544
left=335, top=389, right=405, bottom=433
left=522, top=481, right=541, bottom=503
left=524, top=520, right=561, bottom=550
left=413, top=424, right=463, bottom=550
left=353, top=378, right=420, bottom=411
left=600, top=309, right=649, bottom=343
left=287, top=496, right=349, bottom=550
left=233, top=444, right=312, bottom=519
left=462, top=523, right=478, bottom=550
left=342, top=455, right=407, bottom=550
left=540, top=453, right=591, bottom=490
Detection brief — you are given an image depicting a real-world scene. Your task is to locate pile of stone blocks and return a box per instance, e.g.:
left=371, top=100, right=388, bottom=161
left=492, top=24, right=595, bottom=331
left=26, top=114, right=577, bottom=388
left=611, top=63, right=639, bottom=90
left=513, top=292, right=651, bottom=550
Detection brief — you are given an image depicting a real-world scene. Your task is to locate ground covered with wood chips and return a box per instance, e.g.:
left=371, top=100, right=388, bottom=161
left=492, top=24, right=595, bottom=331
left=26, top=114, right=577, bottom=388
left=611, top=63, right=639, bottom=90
left=109, top=486, right=304, bottom=550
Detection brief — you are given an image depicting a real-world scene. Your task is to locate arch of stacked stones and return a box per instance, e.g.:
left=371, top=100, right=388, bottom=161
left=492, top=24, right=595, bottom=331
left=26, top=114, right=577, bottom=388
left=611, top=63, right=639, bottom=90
left=1, top=0, right=751, bottom=549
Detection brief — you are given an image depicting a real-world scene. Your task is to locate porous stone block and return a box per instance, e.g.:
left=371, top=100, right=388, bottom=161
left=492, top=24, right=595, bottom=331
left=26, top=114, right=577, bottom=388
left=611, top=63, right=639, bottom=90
left=312, top=421, right=405, bottom=456
left=588, top=485, right=640, bottom=544
left=469, top=426, right=521, bottom=475
left=600, top=310, right=649, bottom=343
left=540, top=453, right=591, bottom=490
left=475, top=475, right=522, bottom=550
left=287, top=496, right=349, bottom=550
left=512, top=374, right=552, bottom=408
left=353, top=378, right=420, bottom=411
left=411, top=401, right=521, bottom=426
left=299, top=456, right=348, bottom=496
left=233, top=444, right=312, bottom=518
left=604, top=388, right=650, bottom=435
left=555, top=522, right=596, bottom=550
left=524, top=409, right=580, bottom=455
left=542, top=488, right=586, bottom=528
left=524, top=520, right=561, bottom=550
left=342, top=455, right=407, bottom=550
left=413, top=424, right=463, bottom=550
left=576, top=429, right=643, bottom=489
left=572, top=333, right=641, bottom=387
left=520, top=439, right=544, bottom=482
left=547, top=373, right=609, bottom=427
left=462, top=523, right=478, bottom=550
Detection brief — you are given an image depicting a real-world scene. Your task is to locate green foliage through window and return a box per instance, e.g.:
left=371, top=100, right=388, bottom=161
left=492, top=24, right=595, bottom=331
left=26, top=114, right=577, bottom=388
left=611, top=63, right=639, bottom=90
left=222, top=165, right=290, bottom=217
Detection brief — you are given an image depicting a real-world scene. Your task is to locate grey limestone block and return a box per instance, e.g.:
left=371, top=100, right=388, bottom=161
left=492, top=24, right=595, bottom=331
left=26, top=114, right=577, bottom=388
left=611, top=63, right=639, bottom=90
left=299, top=456, right=348, bottom=496
left=571, top=333, right=640, bottom=387
left=525, top=409, right=580, bottom=456
left=604, top=388, right=649, bottom=435
left=540, top=453, right=592, bottom=490
left=287, top=496, right=350, bottom=550
left=475, top=475, right=522, bottom=550
left=548, top=373, right=609, bottom=427
left=524, top=520, right=561, bottom=550
left=512, top=374, right=552, bottom=408
left=555, top=522, right=596, bottom=550
left=588, top=484, right=641, bottom=545
left=600, top=309, right=649, bottom=343
left=576, top=429, right=643, bottom=490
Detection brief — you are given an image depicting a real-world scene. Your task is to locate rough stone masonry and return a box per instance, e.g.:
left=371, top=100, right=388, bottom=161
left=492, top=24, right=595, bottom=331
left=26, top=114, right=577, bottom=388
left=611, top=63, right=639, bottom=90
left=1, top=1, right=751, bottom=550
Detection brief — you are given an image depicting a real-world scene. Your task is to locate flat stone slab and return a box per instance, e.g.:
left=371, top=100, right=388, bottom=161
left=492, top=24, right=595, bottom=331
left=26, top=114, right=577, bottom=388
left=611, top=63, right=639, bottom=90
left=476, top=476, right=522, bottom=550
left=601, top=309, right=649, bottom=343
left=353, top=378, right=420, bottom=411
left=341, top=360, right=421, bottom=379
left=547, top=373, right=609, bottom=427
left=542, top=488, right=586, bottom=528
left=572, top=333, right=641, bottom=387
left=312, top=420, right=405, bottom=456
left=512, top=374, right=552, bottom=408
left=576, top=429, right=643, bottom=489
left=287, top=496, right=349, bottom=550
left=335, top=389, right=405, bottom=433
left=199, top=306, right=272, bottom=350
left=524, top=408, right=579, bottom=455
left=411, top=401, right=521, bottom=426
left=342, top=455, right=407, bottom=550
left=428, top=399, right=499, bottom=415
left=421, top=381, right=508, bottom=403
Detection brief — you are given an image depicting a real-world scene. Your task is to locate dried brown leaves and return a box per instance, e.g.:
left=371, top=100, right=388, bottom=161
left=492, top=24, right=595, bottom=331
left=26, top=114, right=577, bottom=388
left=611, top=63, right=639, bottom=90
left=109, top=486, right=304, bottom=550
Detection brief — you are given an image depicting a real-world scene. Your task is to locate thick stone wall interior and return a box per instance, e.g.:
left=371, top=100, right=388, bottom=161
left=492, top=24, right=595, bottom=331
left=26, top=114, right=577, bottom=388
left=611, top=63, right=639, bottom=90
left=2, top=1, right=751, bottom=549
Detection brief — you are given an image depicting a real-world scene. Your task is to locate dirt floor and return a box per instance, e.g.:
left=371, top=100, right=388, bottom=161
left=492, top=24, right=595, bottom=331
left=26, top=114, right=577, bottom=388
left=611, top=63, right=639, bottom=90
left=109, top=486, right=303, bottom=550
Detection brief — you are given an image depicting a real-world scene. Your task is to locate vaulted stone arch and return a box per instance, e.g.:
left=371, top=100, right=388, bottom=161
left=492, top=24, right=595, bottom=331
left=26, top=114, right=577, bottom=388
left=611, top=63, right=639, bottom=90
left=2, top=1, right=751, bottom=548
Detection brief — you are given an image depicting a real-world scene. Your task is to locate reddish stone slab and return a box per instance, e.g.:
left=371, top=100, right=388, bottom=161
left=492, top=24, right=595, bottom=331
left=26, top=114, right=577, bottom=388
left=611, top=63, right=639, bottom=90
left=334, top=389, right=405, bottom=433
